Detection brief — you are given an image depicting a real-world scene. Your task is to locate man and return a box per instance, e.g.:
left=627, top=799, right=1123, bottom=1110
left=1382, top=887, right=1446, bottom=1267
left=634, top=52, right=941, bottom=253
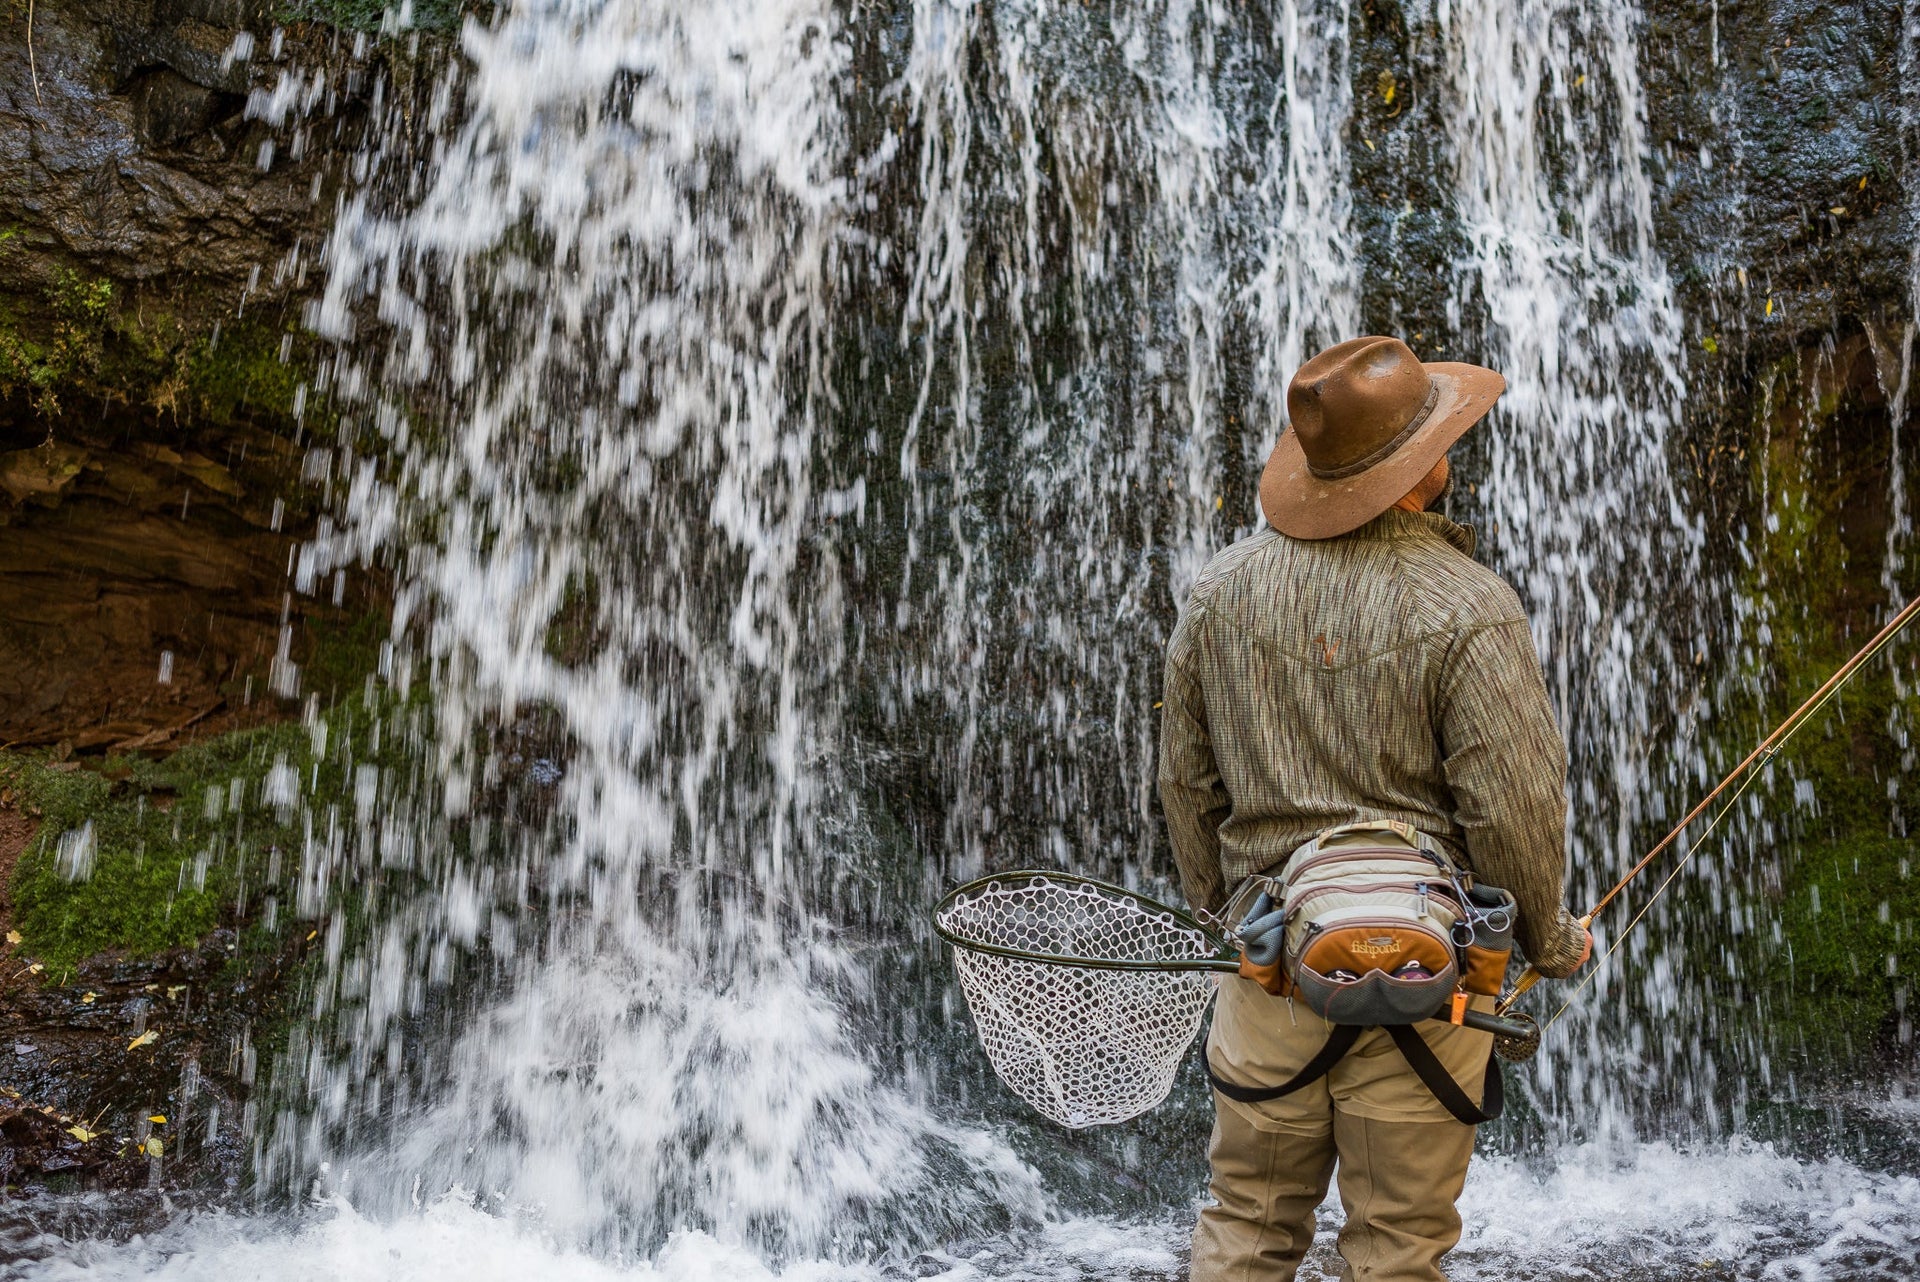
left=1158, top=336, right=1592, bottom=1281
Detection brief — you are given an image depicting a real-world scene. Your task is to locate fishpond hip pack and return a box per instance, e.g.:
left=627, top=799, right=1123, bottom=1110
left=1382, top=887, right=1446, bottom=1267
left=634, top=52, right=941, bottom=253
left=1210, top=820, right=1520, bottom=1125
left=1232, top=820, right=1516, bottom=1021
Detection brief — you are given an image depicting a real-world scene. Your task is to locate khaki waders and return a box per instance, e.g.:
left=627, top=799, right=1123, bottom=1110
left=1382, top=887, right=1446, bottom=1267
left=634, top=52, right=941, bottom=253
left=1190, top=974, right=1495, bottom=1282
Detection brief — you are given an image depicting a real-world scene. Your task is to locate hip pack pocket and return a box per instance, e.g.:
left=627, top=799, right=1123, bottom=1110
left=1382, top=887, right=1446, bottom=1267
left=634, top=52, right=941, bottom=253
left=1459, top=883, right=1516, bottom=996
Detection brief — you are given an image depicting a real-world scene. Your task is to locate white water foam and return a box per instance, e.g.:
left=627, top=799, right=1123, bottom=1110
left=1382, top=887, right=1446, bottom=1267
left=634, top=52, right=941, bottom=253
left=14, top=1142, right=1918, bottom=1280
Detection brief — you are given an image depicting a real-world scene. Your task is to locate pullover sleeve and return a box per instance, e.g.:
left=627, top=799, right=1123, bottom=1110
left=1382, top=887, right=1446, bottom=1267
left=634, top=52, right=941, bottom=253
left=1158, top=606, right=1233, bottom=915
left=1436, top=617, right=1588, bottom=978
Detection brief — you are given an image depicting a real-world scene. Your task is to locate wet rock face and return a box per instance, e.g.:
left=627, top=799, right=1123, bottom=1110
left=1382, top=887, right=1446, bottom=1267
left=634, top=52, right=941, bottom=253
left=0, top=929, right=285, bottom=1192
left=0, top=0, right=314, bottom=309
left=0, top=424, right=300, bottom=750
left=0, top=0, right=394, bottom=749
left=1636, top=0, right=1914, bottom=513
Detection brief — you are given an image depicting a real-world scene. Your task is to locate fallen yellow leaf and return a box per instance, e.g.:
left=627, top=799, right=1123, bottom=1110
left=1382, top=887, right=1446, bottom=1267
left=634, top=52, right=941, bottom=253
left=5, top=931, right=19, bottom=946
left=147, top=1114, right=167, bottom=1124
left=166, top=986, right=186, bottom=1000
left=144, top=1137, right=165, bottom=1158
left=80, top=992, right=97, bottom=1005
left=67, top=1125, right=96, bottom=1143
left=127, top=1030, right=159, bottom=1052
left=1765, top=297, right=1774, bottom=316
left=1362, top=137, right=1375, bottom=152
left=1574, top=73, right=1586, bottom=87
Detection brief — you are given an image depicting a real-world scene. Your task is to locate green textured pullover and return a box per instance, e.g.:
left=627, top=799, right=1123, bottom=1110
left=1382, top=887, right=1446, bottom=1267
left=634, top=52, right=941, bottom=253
left=1157, top=507, right=1589, bottom=979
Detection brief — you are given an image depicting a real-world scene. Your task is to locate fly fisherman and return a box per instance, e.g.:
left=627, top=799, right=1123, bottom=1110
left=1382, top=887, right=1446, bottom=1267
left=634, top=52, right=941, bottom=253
left=1158, top=336, right=1592, bottom=1281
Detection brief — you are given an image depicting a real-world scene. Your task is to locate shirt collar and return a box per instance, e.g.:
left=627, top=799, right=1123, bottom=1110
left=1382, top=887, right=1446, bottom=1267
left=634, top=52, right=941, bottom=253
left=1345, top=508, right=1478, bottom=558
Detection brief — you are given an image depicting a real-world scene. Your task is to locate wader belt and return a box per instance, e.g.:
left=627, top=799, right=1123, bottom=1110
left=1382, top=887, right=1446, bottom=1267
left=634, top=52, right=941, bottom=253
left=1202, top=1024, right=1504, bottom=1127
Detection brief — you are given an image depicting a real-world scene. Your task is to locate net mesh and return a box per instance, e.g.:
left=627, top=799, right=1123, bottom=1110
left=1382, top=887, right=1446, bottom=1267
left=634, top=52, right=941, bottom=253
left=934, top=874, right=1224, bottom=1128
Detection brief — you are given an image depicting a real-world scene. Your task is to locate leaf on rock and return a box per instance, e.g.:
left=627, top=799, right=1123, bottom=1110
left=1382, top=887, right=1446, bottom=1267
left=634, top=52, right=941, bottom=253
left=127, top=1030, right=159, bottom=1052
left=67, top=1125, right=96, bottom=1143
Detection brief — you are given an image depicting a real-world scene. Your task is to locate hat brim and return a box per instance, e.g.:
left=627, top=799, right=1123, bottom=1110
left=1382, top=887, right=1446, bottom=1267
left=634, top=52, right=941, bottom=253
left=1259, top=361, right=1506, bottom=540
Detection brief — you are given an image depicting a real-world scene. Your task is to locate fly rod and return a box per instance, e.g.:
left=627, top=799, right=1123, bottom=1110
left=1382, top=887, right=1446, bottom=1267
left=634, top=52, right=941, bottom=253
left=1497, top=591, right=1920, bottom=1017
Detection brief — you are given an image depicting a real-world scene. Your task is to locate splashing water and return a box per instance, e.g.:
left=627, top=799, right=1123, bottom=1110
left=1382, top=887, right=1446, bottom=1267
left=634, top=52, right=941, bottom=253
left=278, top=0, right=1045, bottom=1255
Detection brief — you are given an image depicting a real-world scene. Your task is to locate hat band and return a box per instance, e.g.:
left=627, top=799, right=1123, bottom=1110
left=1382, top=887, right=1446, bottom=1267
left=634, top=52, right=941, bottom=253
left=1306, top=380, right=1441, bottom=481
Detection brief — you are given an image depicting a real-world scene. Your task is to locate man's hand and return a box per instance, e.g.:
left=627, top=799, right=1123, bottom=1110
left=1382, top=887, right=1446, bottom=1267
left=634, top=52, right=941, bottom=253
left=1575, top=927, right=1593, bottom=968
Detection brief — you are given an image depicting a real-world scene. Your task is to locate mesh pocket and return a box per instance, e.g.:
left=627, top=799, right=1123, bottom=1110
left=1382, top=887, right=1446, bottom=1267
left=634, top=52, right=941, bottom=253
left=1293, top=959, right=1460, bottom=1024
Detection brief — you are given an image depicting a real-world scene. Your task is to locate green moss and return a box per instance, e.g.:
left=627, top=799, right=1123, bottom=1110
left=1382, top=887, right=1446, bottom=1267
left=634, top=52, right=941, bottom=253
left=0, top=270, right=113, bottom=418
left=296, top=611, right=391, bottom=706
left=11, top=720, right=311, bottom=973
left=0, top=257, right=308, bottom=433
left=1777, top=834, right=1919, bottom=1055
left=6, top=609, right=408, bottom=976
left=179, top=323, right=303, bottom=428
left=1726, top=348, right=1920, bottom=1074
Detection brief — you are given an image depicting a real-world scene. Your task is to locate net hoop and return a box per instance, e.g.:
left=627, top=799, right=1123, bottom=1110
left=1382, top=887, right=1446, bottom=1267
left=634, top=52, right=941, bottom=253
left=933, top=871, right=1237, bottom=1128
left=932, top=871, right=1238, bottom=972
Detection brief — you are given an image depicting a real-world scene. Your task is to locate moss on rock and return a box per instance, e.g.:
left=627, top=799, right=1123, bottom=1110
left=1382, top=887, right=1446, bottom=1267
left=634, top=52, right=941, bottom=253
left=1776, top=834, right=1919, bottom=1062
left=1727, top=337, right=1920, bottom=1079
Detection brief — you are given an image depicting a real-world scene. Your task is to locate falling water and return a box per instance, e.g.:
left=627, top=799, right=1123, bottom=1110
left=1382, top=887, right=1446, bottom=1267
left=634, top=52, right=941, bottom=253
left=14, top=0, right=1920, bottom=1276
left=269, top=0, right=1046, bottom=1254
left=1428, top=0, right=1707, bottom=1136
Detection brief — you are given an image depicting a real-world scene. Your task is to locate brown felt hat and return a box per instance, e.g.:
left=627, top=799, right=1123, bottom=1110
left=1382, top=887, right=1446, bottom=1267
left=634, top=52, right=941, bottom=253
left=1260, top=336, right=1505, bottom=540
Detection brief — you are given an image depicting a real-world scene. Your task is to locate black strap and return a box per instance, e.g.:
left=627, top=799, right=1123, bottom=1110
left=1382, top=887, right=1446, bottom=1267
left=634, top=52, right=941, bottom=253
left=1386, top=1023, right=1504, bottom=1125
left=1202, top=1024, right=1362, bottom=1103
left=1202, top=1022, right=1504, bottom=1125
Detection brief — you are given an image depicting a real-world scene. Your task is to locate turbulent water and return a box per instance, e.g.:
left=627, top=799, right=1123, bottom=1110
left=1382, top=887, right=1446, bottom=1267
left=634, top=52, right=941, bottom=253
left=15, top=0, right=1920, bottom=1276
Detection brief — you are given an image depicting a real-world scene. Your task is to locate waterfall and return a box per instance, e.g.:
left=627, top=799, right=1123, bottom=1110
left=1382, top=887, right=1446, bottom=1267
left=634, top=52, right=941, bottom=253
left=1429, top=0, right=1704, bottom=1135
left=277, top=0, right=1045, bottom=1254
left=289, top=0, right=1719, bottom=1236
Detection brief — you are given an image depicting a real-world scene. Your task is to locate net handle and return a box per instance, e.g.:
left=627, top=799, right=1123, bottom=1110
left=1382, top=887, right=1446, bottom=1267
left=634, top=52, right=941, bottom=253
left=931, top=870, right=1241, bottom=973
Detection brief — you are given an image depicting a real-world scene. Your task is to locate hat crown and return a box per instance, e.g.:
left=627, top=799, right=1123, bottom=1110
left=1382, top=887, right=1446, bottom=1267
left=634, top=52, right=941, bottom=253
left=1286, top=337, right=1436, bottom=476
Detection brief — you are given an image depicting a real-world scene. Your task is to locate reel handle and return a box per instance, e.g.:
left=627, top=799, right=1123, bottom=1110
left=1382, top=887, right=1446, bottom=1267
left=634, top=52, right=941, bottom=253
left=1449, top=1007, right=1536, bottom=1041
left=1427, top=1005, right=1542, bottom=1061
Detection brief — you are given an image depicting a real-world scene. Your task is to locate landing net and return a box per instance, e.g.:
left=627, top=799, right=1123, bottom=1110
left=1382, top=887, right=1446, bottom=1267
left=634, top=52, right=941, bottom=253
left=932, top=872, right=1233, bottom=1128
